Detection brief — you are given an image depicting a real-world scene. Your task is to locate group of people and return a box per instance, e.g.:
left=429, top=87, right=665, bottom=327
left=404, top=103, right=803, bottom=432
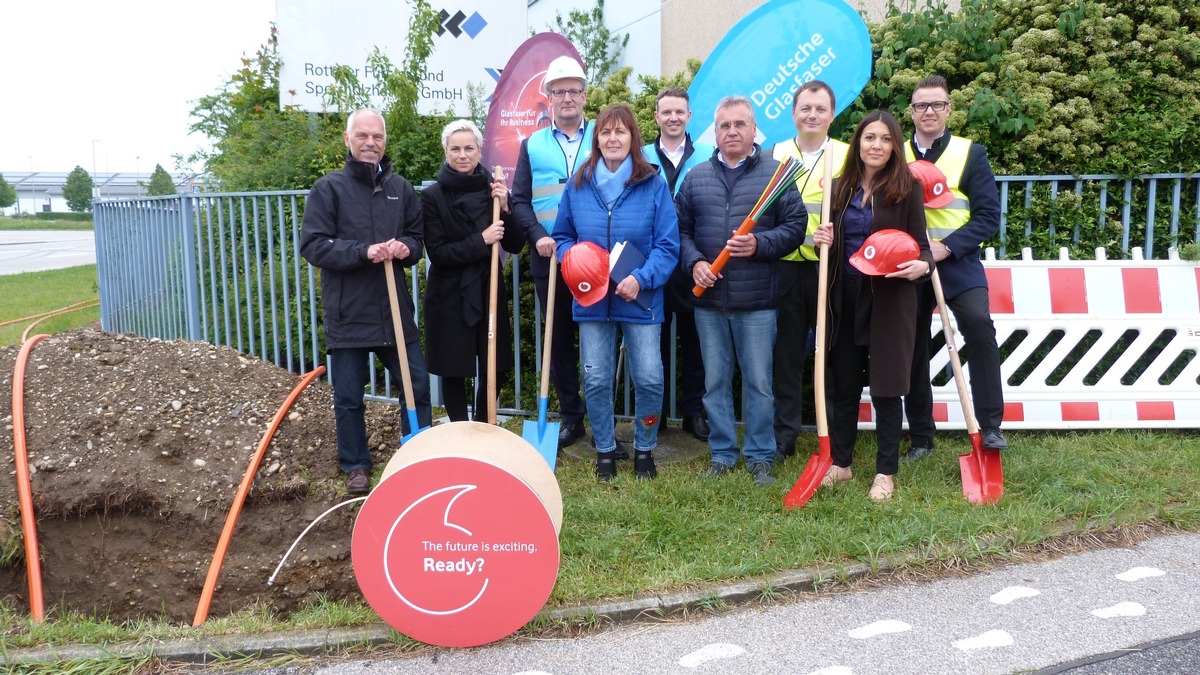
left=300, top=55, right=1007, bottom=500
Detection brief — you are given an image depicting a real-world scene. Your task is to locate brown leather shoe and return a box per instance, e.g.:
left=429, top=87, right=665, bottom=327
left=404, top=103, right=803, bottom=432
left=346, top=469, right=370, bottom=495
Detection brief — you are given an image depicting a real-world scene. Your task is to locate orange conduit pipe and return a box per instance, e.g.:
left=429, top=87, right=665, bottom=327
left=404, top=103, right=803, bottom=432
left=21, top=300, right=100, bottom=344
left=11, top=334, right=50, bottom=623
left=193, top=365, right=326, bottom=626
left=0, top=298, right=99, bottom=329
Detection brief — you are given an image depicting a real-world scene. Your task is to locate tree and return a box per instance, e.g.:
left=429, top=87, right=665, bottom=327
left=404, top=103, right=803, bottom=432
left=542, top=0, right=629, bottom=84
left=146, top=164, right=177, bottom=196
left=63, top=166, right=94, bottom=212
left=0, top=174, right=15, bottom=210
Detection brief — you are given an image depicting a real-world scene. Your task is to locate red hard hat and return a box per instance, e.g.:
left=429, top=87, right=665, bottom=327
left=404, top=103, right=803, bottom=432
left=561, top=242, right=609, bottom=306
left=850, top=229, right=921, bottom=276
left=908, top=160, right=955, bottom=209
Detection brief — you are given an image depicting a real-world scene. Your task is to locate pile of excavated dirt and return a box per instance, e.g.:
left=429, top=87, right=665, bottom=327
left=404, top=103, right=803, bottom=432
left=0, top=329, right=408, bottom=623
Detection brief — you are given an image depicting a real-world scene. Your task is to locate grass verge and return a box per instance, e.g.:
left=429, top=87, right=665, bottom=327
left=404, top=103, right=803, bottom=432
left=0, top=265, right=100, bottom=346
left=0, top=216, right=93, bottom=231
left=0, top=428, right=1197, bottom=668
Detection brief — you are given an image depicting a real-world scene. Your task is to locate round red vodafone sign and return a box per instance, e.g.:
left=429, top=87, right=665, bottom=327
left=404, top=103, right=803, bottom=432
left=351, top=456, right=560, bottom=647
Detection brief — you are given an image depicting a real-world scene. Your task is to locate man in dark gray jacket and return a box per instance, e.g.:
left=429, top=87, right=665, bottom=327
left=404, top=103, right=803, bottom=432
left=676, top=96, right=806, bottom=487
left=300, top=109, right=432, bottom=496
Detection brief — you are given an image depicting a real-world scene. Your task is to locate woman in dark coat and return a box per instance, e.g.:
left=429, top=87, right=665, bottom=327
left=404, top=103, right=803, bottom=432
left=422, top=119, right=525, bottom=422
left=812, top=110, right=934, bottom=501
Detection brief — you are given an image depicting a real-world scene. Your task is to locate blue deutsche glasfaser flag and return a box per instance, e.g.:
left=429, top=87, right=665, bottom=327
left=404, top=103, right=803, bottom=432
left=608, top=241, right=651, bottom=311
left=686, top=0, right=873, bottom=150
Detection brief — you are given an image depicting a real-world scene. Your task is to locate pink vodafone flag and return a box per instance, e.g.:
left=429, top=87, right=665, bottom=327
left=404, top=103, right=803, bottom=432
left=482, top=33, right=584, bottom=184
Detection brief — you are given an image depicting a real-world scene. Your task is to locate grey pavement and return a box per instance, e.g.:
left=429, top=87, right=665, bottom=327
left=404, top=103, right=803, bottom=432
left=0, top=230, right=96, bottom=275
left=148, top=531, right=1199, bottom=674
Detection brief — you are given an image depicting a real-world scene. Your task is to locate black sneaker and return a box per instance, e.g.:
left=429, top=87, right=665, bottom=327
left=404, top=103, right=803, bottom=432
left=981, top=428, right=1008, bottom=451
left=900, top=445, right=935, bottom=462
left=634, top=451, right=657, bottom=479
left=595, top=453, right=617, bottom=482
left=700, top=461, right=731, bottom=478
left=748, top=461, right=776, bottom=487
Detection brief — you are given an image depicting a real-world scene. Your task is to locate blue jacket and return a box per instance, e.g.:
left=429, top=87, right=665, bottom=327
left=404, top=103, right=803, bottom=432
left=642, top=134, right=715, bottom=196
left=675, top=146, right=807, bottom=311
left=552, top=170, right=680, bottom=323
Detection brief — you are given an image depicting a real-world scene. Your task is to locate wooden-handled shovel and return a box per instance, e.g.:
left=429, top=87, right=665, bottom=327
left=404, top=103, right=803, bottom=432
left=785, top=149, right=835, bottom=509
left=486, top=166, right=504, bottom=425
left=930, top=269, right=1004, bottom=504
left=384, top=262, right=426, bottom=443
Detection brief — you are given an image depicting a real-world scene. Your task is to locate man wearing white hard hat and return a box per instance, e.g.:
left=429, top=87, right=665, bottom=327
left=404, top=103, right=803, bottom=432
left=511, top=55, right=594, bottom=450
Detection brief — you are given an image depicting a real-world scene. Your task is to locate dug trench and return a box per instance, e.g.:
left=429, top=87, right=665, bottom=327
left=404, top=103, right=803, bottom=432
left=0, top=329, right=407, bottom=622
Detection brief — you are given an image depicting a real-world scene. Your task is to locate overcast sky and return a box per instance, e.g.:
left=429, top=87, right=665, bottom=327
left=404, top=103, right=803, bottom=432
left=1, top=0, right=276, bottom=175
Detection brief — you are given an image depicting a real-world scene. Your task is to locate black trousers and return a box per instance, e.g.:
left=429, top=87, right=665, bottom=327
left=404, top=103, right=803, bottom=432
left=905, top=284, right=1005, bottom=445
left=827, top=277, right=901, bottom=476
left=532, top=255, right=585, bottom=425
left=773, top=260, right=818, bottom=446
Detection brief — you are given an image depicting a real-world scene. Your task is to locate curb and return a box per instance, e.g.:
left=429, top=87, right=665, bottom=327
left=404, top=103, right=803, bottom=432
left=1, top=561, right=874, bottom=666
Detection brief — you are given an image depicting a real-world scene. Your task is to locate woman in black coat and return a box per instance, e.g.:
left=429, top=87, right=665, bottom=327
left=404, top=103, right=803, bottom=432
left=422, top=119, right=525, bottom=422
left=813, top=110, right=934, bottom=501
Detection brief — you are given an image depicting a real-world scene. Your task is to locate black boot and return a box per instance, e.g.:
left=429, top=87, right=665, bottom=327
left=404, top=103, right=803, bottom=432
left=634, top=451, right=657, bottom=480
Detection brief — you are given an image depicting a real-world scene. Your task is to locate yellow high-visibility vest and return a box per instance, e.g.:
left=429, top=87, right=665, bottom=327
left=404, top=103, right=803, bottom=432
left=905, top=135, right=971, bottom=241
left=773, top=138, right=849, bottom=261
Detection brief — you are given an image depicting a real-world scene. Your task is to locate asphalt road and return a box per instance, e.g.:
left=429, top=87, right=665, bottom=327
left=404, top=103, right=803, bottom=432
left=0, top=230, right=96, bottom=275
left=243, top=532, right=1200, bottom=674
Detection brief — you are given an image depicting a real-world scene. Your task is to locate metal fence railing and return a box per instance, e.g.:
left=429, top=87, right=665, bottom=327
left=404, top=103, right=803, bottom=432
left=93, top=173, right=1200, bottom=424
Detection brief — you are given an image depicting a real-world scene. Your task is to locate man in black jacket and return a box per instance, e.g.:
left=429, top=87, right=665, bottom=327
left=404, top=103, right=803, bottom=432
left=300, top=109, right=433, bottom=495
left=902, top=75, right=1007, bottom=461
left=676, top=96, right=806, bottom=487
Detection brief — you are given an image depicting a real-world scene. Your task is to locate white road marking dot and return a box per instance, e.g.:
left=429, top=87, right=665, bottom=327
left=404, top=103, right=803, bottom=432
left=953, top=630, right=1014, bottom=651
left=679, top=643, right=746, bottom=668
left=990, top=586, right=1040, bottom=605
left=848, top=619, right=912, bottom=639
left=1092, top=601, right=1146, bottom=618
left=807, top=667, right=854, bottom=675
left=1115, top=566, right=1166, bottom=582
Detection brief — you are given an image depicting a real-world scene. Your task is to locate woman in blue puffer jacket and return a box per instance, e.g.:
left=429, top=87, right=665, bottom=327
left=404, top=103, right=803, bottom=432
left=553, top=104, right=680, bottom=482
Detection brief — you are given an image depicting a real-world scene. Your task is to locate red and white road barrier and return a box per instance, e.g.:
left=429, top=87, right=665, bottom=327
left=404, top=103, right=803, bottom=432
left=859, top=247, right=1200, bottom=430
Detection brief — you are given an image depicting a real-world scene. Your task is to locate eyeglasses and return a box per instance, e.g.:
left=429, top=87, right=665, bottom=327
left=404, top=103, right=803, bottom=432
left=717, top=120, right=751, bottom=132
left=911, top=101, right=949, bottom=113
left=549, top=88, right=584, bottom=99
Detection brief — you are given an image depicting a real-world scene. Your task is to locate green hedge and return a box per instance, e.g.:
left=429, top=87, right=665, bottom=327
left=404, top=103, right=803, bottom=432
left=35, top=212, right=93, bottom=222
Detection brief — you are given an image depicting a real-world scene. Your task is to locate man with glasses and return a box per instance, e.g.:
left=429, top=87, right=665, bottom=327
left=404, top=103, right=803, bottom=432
left=512, top=56, right=593, bottom=450
left=643, top=86, right=714, bottom=442
left=902, top=75, right=1007, bottom=461
left=769, top=80, right=849, bottom=463
left=676, top=96, right=806, bottom=487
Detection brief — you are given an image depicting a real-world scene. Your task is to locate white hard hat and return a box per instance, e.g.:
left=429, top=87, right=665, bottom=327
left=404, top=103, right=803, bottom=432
left=543, top=56, right=587, bottom=92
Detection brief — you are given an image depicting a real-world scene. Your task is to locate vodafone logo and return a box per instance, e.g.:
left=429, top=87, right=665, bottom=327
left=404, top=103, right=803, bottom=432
left=863, top=244, right=878, bottom=260
left=577, top=281, right=593, bottom=293
left=353, top=455, right=559, bottom=647
left=933, top=182, right=946, bottom=196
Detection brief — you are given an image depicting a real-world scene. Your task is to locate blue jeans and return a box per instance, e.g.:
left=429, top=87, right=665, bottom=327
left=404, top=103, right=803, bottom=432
left=694, top=307, right=778, bottom=466
left=579, top=321, right=663, bottom=454
left=330, top=345, right=432, bottom=474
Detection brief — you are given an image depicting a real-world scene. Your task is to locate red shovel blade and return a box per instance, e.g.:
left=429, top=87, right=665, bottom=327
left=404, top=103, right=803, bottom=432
left=959, top=431, right=987, bottom=505
left=784, top=435, right=832, bottom=509
left=979, top=448, right=1004, bottom=504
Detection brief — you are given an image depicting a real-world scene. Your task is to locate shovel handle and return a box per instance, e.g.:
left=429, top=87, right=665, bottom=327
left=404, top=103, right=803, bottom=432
left=384, top=263, right=419, bottom=416
left=487, top=166, right=504, bottom=425
left=930, top=268, right=980, bottom=434
left=540, top=255, right=557, bottom=400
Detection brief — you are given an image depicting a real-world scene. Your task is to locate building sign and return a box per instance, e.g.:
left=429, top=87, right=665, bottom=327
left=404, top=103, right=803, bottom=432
left=277, top=0, right=527, bottom=115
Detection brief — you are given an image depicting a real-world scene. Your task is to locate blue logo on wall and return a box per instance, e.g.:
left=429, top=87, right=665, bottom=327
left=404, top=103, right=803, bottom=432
left=437, top=9, right=487, bottom=39
left=687, top=0, right=873, bottom=148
